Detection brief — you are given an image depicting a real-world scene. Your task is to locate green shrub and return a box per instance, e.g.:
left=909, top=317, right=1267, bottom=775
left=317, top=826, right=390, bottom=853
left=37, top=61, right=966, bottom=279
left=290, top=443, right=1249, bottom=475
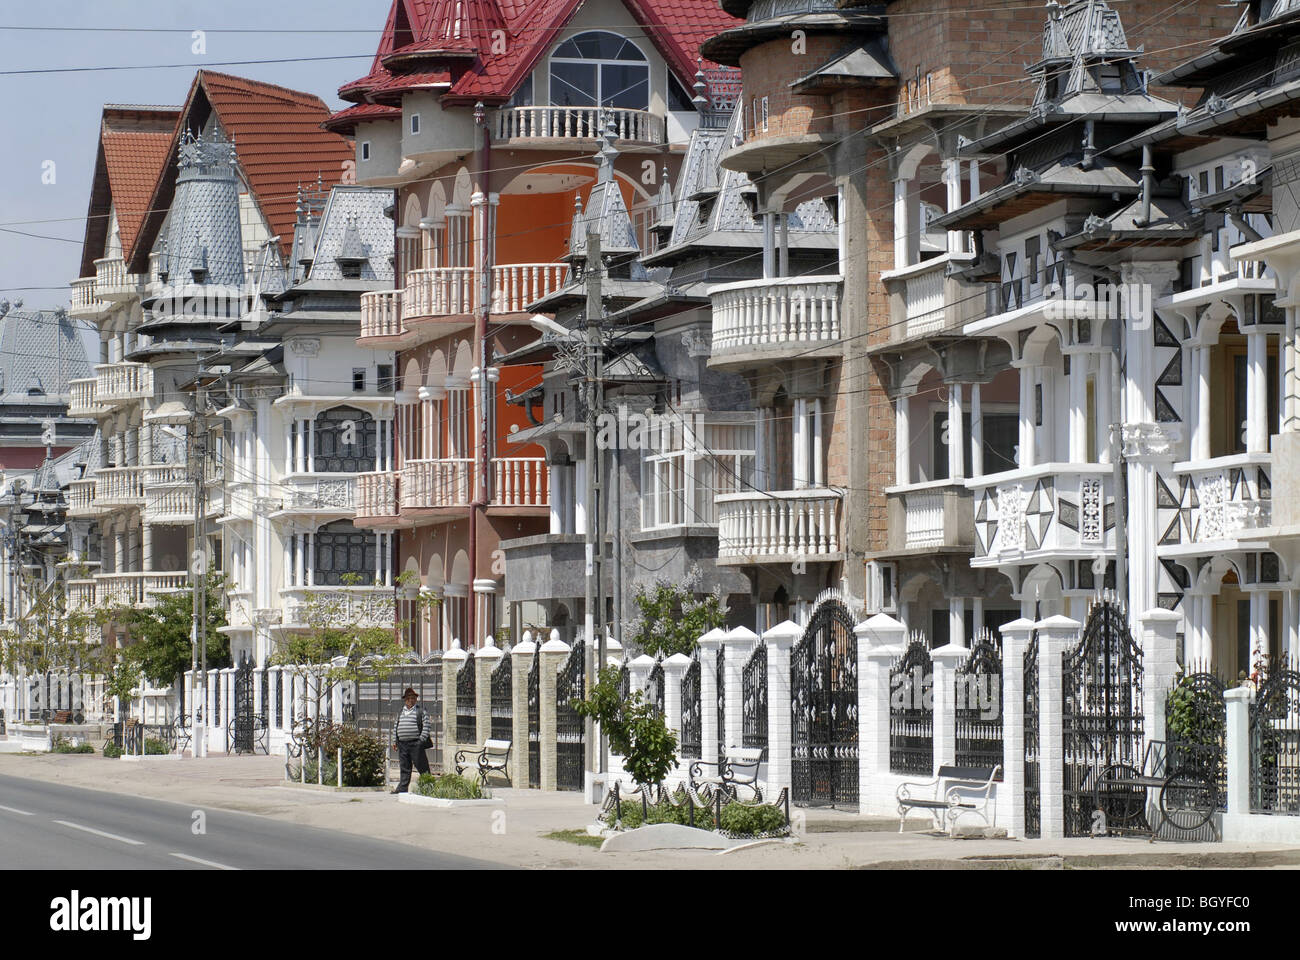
left=103, top=741, right=123, bottom=758
left=310, top=724, right=386, bottom=787
left=414, top=772, right=485, bottom=799
left=602, top=794, right=714, bottom=830
left=144, top=737, right=170, bottom=755
left=297, top=757, right=340, bottom=784
left=53, top=738, right=94, bottom=754
left=718, top=802, right=787, bottom=836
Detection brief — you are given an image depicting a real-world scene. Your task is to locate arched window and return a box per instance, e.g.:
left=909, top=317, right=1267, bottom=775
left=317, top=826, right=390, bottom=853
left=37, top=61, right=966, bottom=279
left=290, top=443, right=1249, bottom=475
left=313, top=520, right=378, bottom=587
left=312, top=406, right=377, bottom=472
left=550, top=31, right=648, bottom=110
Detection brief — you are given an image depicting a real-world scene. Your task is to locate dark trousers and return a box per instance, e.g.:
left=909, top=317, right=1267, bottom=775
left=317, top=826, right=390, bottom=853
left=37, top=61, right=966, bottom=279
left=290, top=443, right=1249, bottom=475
left=395, top=738, right=430, bottom=792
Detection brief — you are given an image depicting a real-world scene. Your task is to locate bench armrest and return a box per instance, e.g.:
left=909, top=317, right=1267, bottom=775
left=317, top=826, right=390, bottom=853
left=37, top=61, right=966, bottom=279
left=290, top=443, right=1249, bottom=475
left=896, top=775, right=942, bottom=804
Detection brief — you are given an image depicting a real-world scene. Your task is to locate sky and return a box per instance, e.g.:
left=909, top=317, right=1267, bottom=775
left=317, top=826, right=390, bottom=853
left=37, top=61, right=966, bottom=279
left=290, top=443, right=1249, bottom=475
left=0, top=0, right=389, bottom=308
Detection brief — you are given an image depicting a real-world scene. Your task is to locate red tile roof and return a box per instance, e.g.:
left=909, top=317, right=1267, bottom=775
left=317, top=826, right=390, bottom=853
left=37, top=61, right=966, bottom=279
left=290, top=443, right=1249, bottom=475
left=127, top=70, right=355, bottom=269
left=333, top=0, right=741, bottom=114
left=322, top=101, right=403, bottom=133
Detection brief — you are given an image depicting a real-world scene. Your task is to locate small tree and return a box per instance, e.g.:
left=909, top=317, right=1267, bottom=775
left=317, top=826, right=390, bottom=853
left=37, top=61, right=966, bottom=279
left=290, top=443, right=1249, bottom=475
left=574, top=666, right=678, bottom=789
left=0, top=570, right=102, bottom=719
left=628, top=581, right=727, bottom=658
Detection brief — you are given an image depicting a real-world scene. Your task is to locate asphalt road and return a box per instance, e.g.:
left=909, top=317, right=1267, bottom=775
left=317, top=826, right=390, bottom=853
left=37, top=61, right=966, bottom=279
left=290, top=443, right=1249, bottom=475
left=0, top=773, right=506, bottom=869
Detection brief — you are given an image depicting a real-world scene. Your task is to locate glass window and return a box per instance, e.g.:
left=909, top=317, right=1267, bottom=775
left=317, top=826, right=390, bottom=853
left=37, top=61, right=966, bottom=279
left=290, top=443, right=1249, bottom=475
left=313, top=405, right=378, bottom=472
left=313, top=521, right=378, bottom=587
left=550, top=31, right=649, bottom=111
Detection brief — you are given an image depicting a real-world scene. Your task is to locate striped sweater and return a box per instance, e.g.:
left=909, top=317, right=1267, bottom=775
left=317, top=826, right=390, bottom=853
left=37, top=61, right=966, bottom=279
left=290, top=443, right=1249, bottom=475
left=392, top=705, right=428, bottom=743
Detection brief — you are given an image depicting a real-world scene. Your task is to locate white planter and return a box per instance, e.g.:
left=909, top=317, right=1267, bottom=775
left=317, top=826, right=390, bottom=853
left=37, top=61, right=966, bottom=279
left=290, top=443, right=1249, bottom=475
left=398, top=792, right=501, bottom=808
left=14, top=724, right=52, bottom=752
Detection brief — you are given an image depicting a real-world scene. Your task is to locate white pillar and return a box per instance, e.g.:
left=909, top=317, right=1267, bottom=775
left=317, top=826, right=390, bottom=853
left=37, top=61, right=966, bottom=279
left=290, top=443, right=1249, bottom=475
left=969, top=159, right=980, bottom=200
left=932, top=642, right=967, bottom=773
left=944, top=157, right=964, bottom=253
left=896, top=393, right=911, bottom=485
left=893, top=178, right=912, bottom=271
left=856, top=613, right=908, bottom=815
left=1036, top=615, right=1079, bottom=840
left=792, top=398, right=809, bottom=488
left=1247, top=328, right=1268, bottom=453
left=723, top=627, right=757, bottom=753
left=661, top=653, right=690, bottom=742
left=947, top=383, right=965, bottom=480
left=969, top=382, right=984, bottom=478
left=763, top=621, right=800, bottom=800
left=1017, top=363, right=1036, bottom=469
left=948, top=597, right=966, bottom=648
left=1224, top=686, right=1253, bottom=816
left=1284, top=308, right=1297, bottom=432
left=1141, top=609, right=1181, bottom=747
left=1284, top=589, right=1299, bottom=661
left=762, top=212, right=776, bottom=279
left=999, top=618, right=1034, bottom=837
left=698, top=629, right=725, bottom=765
left=1249, top=591, right=1268, bottom=671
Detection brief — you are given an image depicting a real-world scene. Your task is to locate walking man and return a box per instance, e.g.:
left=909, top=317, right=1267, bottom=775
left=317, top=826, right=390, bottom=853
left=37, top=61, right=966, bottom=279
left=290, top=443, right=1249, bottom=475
left=390, top=687, right=431, bottom=793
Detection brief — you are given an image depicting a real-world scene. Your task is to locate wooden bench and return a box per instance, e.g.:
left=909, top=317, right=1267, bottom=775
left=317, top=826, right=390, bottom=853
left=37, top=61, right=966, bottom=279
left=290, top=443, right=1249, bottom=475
left=896, top=764, right=1001, bottom=834
left=688, top=747, right=764, bottom=801
left=455, top=739, right=512, bottom=786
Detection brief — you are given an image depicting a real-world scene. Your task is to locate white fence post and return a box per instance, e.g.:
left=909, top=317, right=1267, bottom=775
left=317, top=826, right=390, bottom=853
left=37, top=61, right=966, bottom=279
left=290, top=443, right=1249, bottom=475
left=999, top=618, right=1035, bottom=838
left=1140, top=609, right=1181, bottom=746
left=1036, top=615, right=1079, bottom=840
left=857, top=613, right=908, bottom=816
left=762, top=621, right=801, bottom=800
left=661, top=653, right=690, bottom=742
left=698, top=628, right=726, bottom=766
left=724, top=626, right=758, bottom=754
left=628, top=655, right=654, bottom=696
left=931, top=642, right=967, bottom=773
left=1224, top=686, right=1253, bottom=817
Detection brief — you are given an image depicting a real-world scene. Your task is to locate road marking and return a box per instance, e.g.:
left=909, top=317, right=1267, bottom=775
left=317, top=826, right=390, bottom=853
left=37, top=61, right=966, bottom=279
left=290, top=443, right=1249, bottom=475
left=170, top=852, right=237, bottom=870
left=52, top=820, right=144, bottom=845
left=0, top=804, right=33, bottom=816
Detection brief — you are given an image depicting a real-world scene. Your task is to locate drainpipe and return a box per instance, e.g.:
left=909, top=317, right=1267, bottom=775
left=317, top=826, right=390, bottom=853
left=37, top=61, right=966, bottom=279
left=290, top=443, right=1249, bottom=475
left=469, top=102, right=492, bottom=649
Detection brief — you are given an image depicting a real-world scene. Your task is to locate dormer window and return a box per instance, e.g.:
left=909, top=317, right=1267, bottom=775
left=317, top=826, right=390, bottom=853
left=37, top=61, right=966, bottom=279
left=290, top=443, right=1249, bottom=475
left=550, top=31, right=649, bottom=111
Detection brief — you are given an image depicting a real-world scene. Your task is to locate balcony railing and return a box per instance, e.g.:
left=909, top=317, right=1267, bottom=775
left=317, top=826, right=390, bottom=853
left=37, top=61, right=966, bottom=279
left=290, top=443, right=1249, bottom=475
left=492, top=457, right=549, bottom=507
left=356, top=471, right=399, bottom=520
left=93, top=257, right=139, bottom=300
left=67, top=579, right=97, bottom=612
left=709, top=276, right=842, bottom=357
left=403, top=267, right=475, bottom=320
left=95, top=362, right=154, bottom=405
left=493, top=106, right=664, bottom=144
left=95, top=466, right=147, bottom=506
left=281, top=475, right=358, bottom=513
left=716, top=489, right=842, bottom=562
left=143, top=466, right=220, bottom=522
left=68, top=378, right=107, bottom=418
left=69, top=277, right=109, bottom=317
left=1171, top=453, right=1272, bottom=545
left=881, top=254, right=991, bottom=343
left=401, top=458, right=473, bottom=509
left=885, top=480, right=973, bottom=552
left=67, top=479, right=99, bottom=517
left=96, top=571, right=189, bottom=608
left=360, top=289, right=403, bottom=339
left=282, top=587, right=395, bottom=629
left=489, top=263, right=567, bottom=313
left=967, top=464, right=1114, bottom=564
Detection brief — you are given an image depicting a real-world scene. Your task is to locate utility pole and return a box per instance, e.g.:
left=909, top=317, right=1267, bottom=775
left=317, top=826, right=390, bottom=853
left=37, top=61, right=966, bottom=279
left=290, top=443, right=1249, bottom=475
left=583, top=228, right=607, bottom=783
left=190, top=358, right=209, bottom=758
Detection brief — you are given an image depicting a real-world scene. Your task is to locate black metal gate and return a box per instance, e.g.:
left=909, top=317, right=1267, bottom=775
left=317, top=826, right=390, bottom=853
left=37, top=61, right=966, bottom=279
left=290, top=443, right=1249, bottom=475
left=791, top=600, right=858, bottom=807
left=1165, top=668, right=1227, bottom=808
left=716, top=645, right=726, bottom=760
left=1063, top=600, right=1144, bottom=837
left=955, top=633, right=1003, bottom=774
left=232, top=656, right=256, bottom=754
left=555, top=638, right=585, bottom=791
left=647, top=658, right=664, bottom=716
left=1250, top=660, right=1300, bottom=814
left=1023, top=631, right=1041, bottom=838
left=490, top=652, right=512, bottom=742
left=681, top=653, right=701, bottom=758
left=742, top=643, right=767, bottom=757
left=527, top=646, right=540, bottom=788
left=889, top=635, right=933, bottom=775
left=355, top=658, right=442, bottom=768
left=456, top=652, right=476, bottom=744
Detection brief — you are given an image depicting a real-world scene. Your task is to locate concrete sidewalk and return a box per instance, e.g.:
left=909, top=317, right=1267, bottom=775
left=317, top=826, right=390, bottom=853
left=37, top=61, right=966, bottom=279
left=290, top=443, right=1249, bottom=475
left=2, top=753, right=1298, bottom=869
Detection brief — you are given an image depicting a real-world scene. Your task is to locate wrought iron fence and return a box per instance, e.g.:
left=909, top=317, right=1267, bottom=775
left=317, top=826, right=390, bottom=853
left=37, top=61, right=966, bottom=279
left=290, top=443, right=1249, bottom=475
left=232, top=657, right=256, bottom=755
left=617, top=660, right=630, bottom=702
left=742, top=643, right=767, bottom=757
left=1250, top=659, right=1300, bottom=815
left=716, top=645, right=726, bottom=761
left=456, top=652, right=476, bottom=744
left=648, top=658, right=665, bottom=716
left=555, top=638, right=585, bottom=791
left=954, top=634, right=1003, bottom=775
left=527, top=645, right=541, bottom=788
left=1023, top=631, right=1041, bottom=838
left=490, top=652, right=512, bottom=742
left=791, top=599, right=859, bottom=807
left=889, top=633, right=934, bottom=776
left=355, top=659, right=443, bottom=768
left=680, top=653, right=701, bottom=758
left=1063, top=599, right=1144, bottom=837
left=1165, top=666, right=1227, bottom=808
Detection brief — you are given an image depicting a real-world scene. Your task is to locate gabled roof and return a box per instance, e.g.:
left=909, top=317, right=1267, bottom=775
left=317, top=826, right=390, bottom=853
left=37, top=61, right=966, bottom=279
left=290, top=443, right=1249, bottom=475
left=78, top=105, right=180, bottom=278
left=127, top=70, right=354, bottom=270
left=332, top=0, right=740, bottom=118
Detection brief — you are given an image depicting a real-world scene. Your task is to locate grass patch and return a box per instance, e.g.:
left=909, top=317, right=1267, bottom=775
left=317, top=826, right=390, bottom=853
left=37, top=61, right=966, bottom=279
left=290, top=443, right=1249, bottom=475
left=544, top=829, right=603, bottom=849
left=52, top=739, right=96, bottom=754
left=414, top=773, right=487, bottom=800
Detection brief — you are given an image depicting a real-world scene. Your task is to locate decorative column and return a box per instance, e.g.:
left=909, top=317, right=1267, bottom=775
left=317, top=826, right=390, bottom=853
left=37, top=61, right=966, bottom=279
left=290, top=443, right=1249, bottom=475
left=1247, top=325, right=1269, bottom=453
left=856, top=613, right=907, bottom=816
left=895, top=393, right=912, bottom=485
left=947, top=383, right=965, bottom=480
left=943, top=156, right=964, bottom=253
left=509, top=633, right=535, bottom=788
left=1140, top=609, right=1181, bottom=747
left=1036, top=615, right=1079, bottom=840
left=931, top=641, right=967, bottom=773
left=1194, top=338, right=1212, bottom=461
left=538, top=632, right=570, bottom=791
left=1015, top=361, right=1036, bottom=469
left=476, top=640, right=501, bottom=747
left=1224, top=685, right=1253, bottom=819
left=723, top=627, right=758, bottom=754
left=969, top=382, right=984, bottom=479
left=698, top=628, right=726, bottom=766
left=999, top=618, right=1034, bottom=837
left=442, top=641, right=466, bottom=765
left=1249, top=592, right=1269, bottom=671
left=893, top=177, right=913, bottom=270
left=762, top=621, right=799, bottom=798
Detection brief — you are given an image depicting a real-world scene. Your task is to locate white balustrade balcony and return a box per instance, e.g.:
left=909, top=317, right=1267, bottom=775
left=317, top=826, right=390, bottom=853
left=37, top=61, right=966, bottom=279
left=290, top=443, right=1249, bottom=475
left=360, top=289, right=404, bottom=340
left=94, top=362, right=154, bottom=405
left=403, top=267, right=475, bottom=320
left=93, top=257, right=140, bottom=300
left=708, top=276, right=842, bottom=362
left=95, top=466, right=147, bottom=507
left=281, top=586, right=396, bottom=629
left=716, top=489, right=842, bottom=564
left=967, top=464, right=1115, bottom=566
left=493, top=106, right=664, bottom=144
left=489, top=263, right=567, bottom=313
left=95, top=571, right=189, bottom=608
left=67, top=579, right=97, bottom=612
left=401, top=458, right=473, bottom=510
left=143, top=465, right=221, bottom=522
left=67, top=479, right=100, bottom=518
left=278, top=475, right=358, bottom=515
left=491, top=457, right=549, bottom=508
left=68, top=378, right=108, bottom=418
left=356, top=471, right=399, bottom=520
left=885, top=479, right=973, bottom=552
left=882, top=253, right=989, bottom=343
left=1166, top=453, right=1273, bottom=548
left=69, top=277, right=109, bottom=318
